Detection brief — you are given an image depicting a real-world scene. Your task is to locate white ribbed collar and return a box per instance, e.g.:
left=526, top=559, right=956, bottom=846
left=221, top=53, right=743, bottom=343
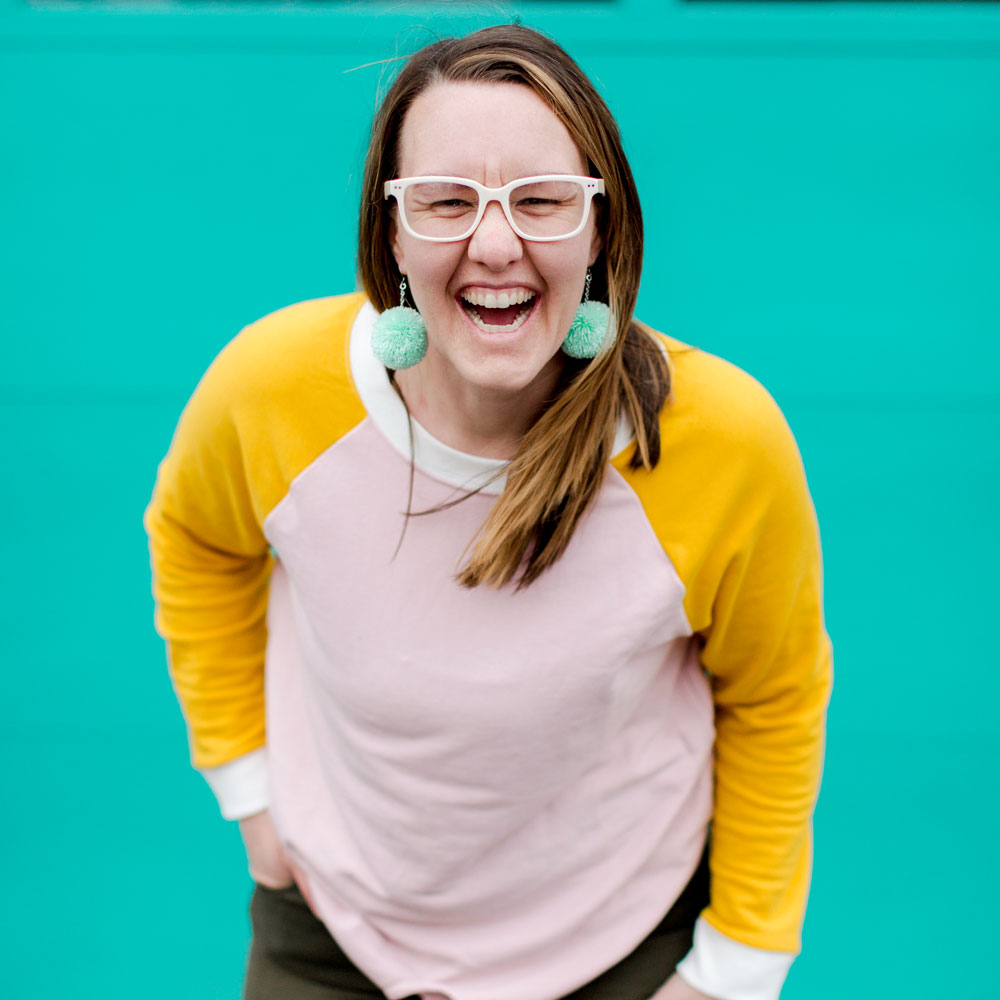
left=348, top=299, right=633, bottom=497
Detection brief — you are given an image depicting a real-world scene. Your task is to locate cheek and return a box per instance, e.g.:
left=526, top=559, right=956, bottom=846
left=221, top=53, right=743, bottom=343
left=538, top=255, right=590, bottom=307
left=536, top=238, right=593, bottom=286
left=400, top=244, right=459, bottom=299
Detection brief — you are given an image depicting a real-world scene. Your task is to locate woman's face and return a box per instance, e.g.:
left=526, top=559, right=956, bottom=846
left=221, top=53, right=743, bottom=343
left=390, top=81, right=602, bottom=397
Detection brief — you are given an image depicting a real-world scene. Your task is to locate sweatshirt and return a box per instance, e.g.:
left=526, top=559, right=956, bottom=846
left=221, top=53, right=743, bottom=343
left=145, top=291, right=831, bottom=1000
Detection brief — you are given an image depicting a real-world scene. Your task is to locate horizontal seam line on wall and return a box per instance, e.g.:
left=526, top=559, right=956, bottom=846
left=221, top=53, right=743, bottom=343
left=3, top=38, right=1000, bottom=57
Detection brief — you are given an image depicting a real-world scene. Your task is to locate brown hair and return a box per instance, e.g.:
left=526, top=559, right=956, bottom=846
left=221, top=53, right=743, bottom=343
left=358, top=24, right=669, bottom=588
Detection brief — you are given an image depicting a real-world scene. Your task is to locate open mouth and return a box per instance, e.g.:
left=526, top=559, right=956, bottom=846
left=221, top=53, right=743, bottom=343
left=459, top=288, right=536, bottom=333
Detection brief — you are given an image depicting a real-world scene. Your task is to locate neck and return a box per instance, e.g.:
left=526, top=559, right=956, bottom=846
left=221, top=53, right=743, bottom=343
left=393, top=354, right=565, bottom=460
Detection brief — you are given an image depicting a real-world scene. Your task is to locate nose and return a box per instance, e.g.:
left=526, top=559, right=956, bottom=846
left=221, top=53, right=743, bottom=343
left=466, top=200, right=524, bottom=271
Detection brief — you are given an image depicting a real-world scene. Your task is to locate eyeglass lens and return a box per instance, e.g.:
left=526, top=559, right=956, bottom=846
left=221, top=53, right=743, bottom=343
left=402, top=179, right=588, bottom=239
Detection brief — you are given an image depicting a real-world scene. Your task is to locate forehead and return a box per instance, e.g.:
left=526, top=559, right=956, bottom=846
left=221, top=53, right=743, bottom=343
left=397, top=81, right=587, bottom=180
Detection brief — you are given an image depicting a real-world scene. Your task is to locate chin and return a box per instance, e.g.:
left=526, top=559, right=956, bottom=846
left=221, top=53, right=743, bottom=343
left=456, top=360, right=550, bottom=395
left=456, top=342, right=566, bottom=396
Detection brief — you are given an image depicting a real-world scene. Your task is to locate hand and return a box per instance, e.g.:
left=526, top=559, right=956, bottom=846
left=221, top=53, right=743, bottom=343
left=238, top=809, right=319, bottom=911
left=238, top=809, right=295, bottom=889
left=649, top=973, right=719, bottom=1000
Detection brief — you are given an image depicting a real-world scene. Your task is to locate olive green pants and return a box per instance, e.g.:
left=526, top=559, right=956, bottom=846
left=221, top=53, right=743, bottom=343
left=244, top=848, right=709, bottom=1000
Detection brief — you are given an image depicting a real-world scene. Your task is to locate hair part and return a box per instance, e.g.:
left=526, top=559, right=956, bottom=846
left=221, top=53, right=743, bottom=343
left=358, top=24, right=669, bottom=589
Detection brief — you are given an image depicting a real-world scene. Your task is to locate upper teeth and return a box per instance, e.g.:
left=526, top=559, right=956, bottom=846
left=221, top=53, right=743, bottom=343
left=461, top=288, right=535, bottom=309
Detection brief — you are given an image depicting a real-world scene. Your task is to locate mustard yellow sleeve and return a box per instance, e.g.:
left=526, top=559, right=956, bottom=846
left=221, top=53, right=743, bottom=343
left=144, top=293, right=368, bottom=776
left=618, top=336, right=832, bottom=960
left=693, top=399, right=830, bottom=956
left=145, top=343, right=272, bottom=771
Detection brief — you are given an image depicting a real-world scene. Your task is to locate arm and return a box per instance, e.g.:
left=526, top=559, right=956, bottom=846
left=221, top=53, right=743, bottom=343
left=653, top=978, right=717, bottom=1000
left=145, top=297, right=368, bottom=887
left=677, top=389, right=832, bottom=1000
left=146, top=295, right=368, bottom=815
left=144, top=340, right=274, bottom=817
left=619, top=343, right=832, bottom=1000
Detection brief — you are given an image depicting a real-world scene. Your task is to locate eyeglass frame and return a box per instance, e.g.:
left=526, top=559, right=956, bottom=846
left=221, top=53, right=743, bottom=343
left=384, top=174, right=605, bottom=243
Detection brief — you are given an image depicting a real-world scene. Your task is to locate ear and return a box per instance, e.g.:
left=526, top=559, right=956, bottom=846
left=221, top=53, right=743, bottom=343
left=587, top=198, right=604, bottom=266
left=588, top=225, right=603, bottom=268
left=389, top=214, right=407, bottom=276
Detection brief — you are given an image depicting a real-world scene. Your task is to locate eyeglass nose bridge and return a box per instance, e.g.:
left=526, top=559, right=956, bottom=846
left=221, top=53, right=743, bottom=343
left=470, top=191, right=521, bottom=239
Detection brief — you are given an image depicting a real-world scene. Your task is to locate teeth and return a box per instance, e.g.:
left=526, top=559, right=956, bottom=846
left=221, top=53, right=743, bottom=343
left=460, top=288, right=535, bottom=308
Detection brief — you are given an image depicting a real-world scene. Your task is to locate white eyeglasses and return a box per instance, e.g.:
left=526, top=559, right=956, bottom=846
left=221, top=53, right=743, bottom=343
left=384, top=175, right=604, bottom=243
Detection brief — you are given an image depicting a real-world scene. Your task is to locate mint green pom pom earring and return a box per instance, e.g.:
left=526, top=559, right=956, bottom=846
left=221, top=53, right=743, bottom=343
left=371, top=277, right=428, bottom=369
left=561, top=269, right=610, bottom=359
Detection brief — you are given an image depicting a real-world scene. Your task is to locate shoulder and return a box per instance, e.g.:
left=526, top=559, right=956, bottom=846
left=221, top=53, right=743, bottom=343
left=186, top=292, right=368, bottom=429
left=642, top=327, right=803, bottom=484
left=163, top=292, right=370, bottom=525
left=617, top=325, right=811, bottom=539
left=204, top=292, right=366, bottom=396
left=618, top=327, right=818, bottom=629
left=239, top=291, right=366, bottom=344
left=171, top=291, right=368, bottom=455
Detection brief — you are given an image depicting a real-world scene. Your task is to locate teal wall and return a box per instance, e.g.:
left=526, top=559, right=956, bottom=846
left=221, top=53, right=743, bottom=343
left=2, top=1, right=998, bottom=996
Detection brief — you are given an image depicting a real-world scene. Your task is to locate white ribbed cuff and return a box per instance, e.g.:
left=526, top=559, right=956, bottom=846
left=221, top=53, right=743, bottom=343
left=200, top=747, right=270, bottom=820
left=674, top=917, right=797, bottom=1000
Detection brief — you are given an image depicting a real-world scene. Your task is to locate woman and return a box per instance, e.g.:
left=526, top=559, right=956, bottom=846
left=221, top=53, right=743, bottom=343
left=146, top=24, right=831, bottom=1000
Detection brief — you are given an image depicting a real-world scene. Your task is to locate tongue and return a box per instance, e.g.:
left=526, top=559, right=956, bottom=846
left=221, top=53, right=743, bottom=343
left=477, top=304, right=523, bottom=326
